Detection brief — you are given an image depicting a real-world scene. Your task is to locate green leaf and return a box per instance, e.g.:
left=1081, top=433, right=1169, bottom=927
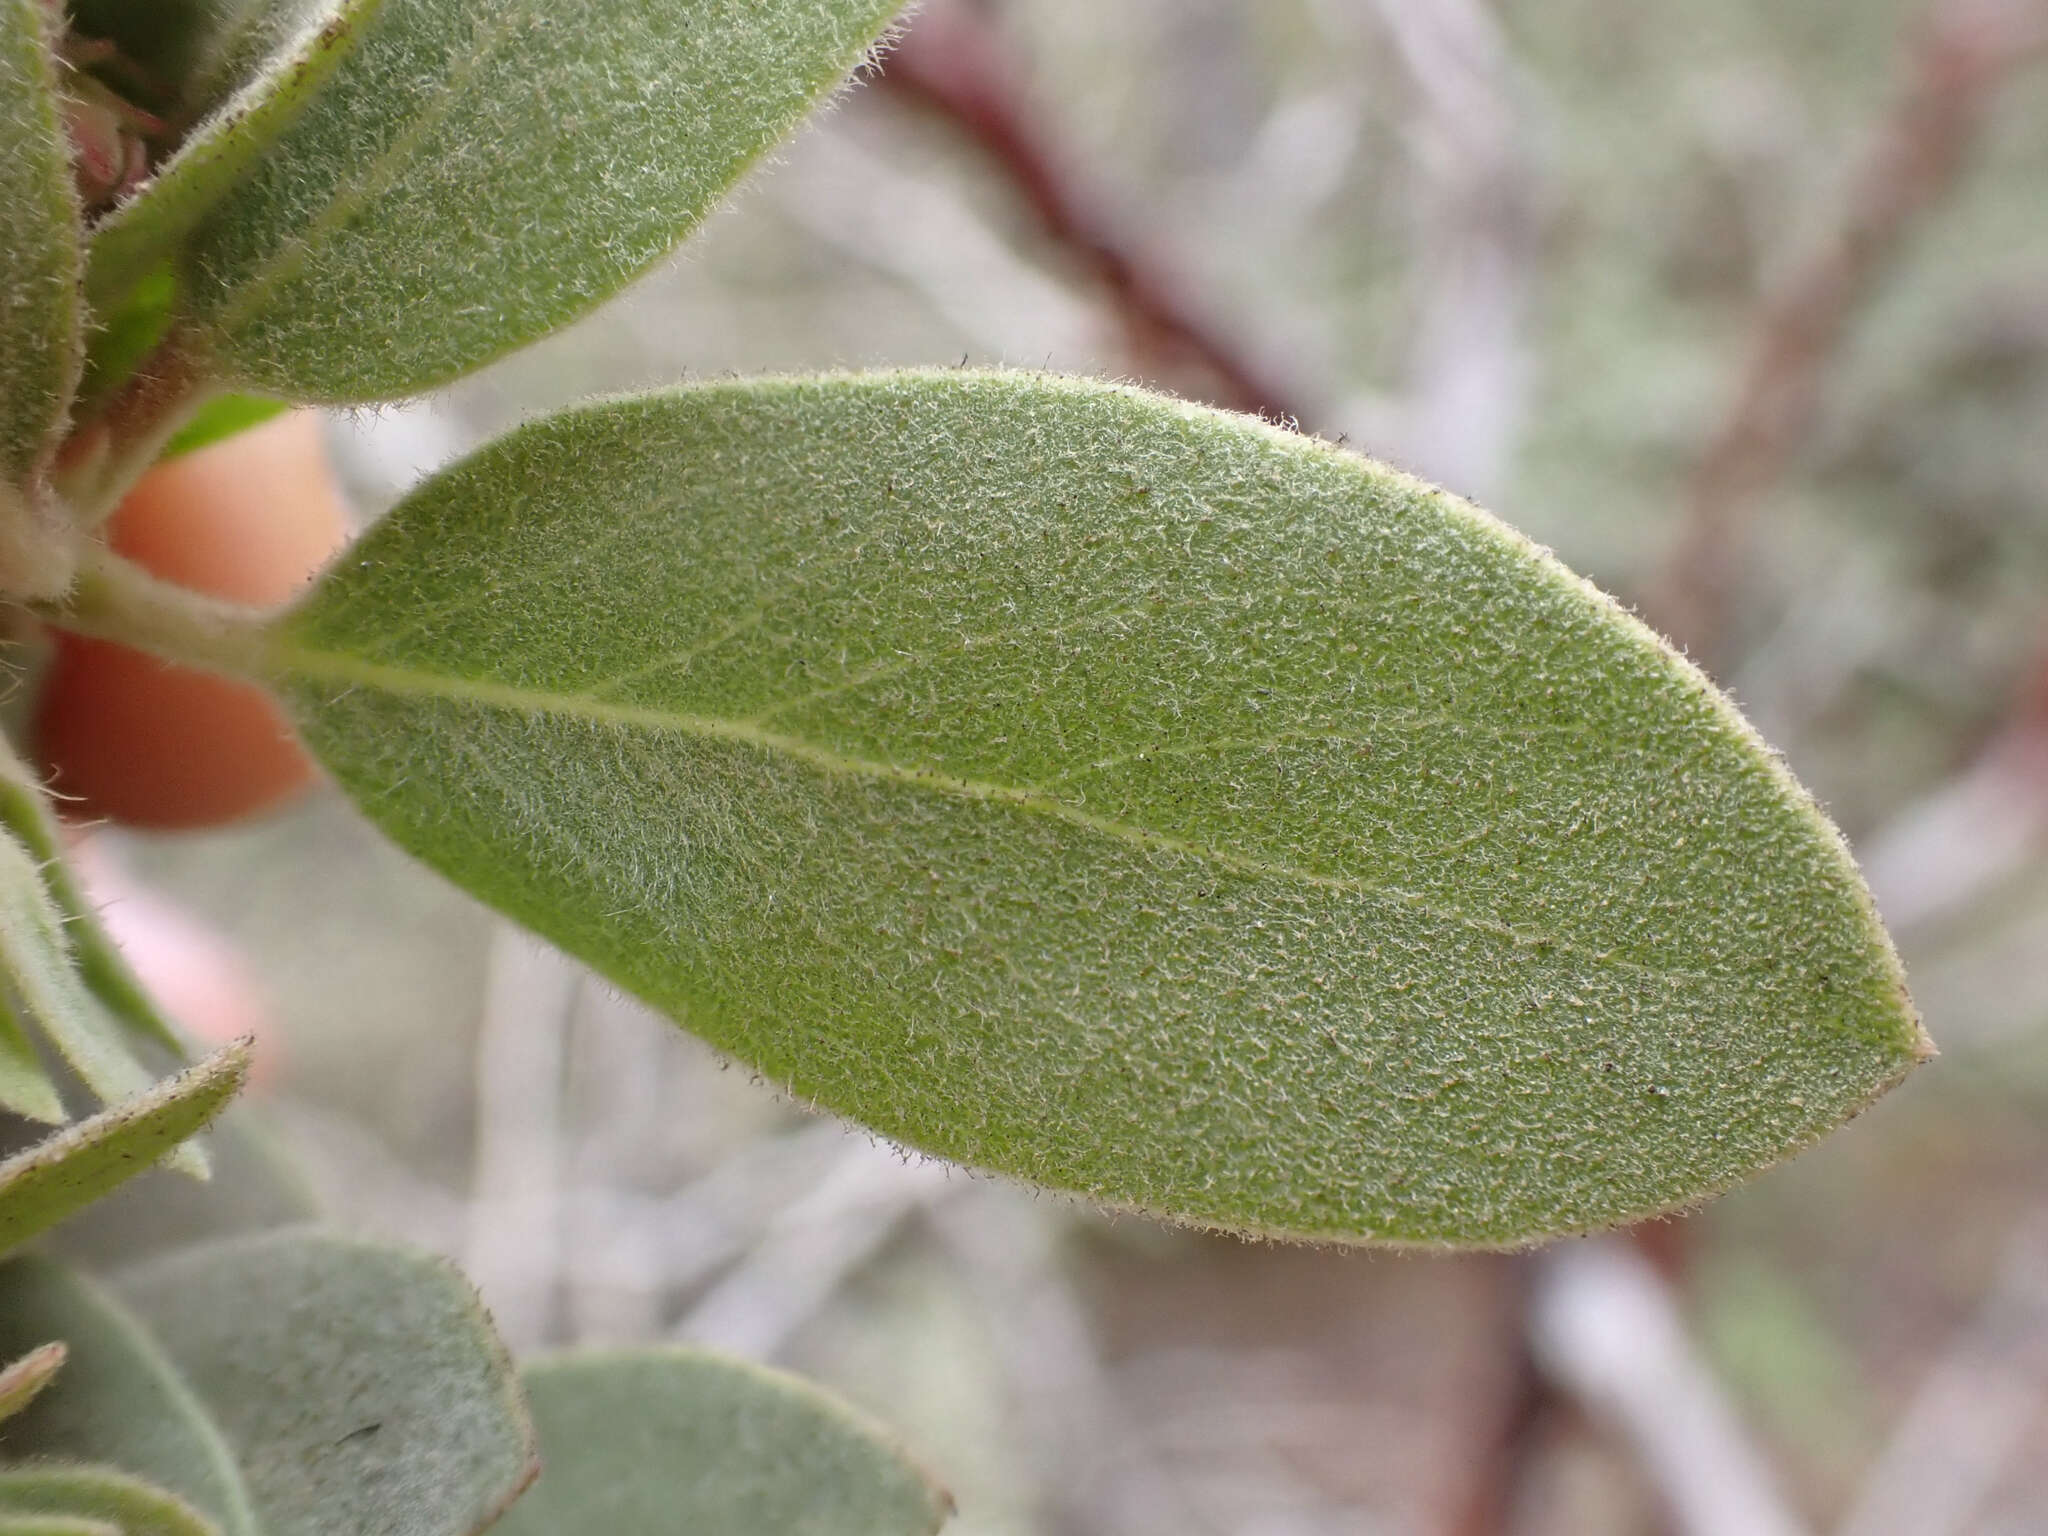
left=172, top=0, right=910, bottom=402
left=0, top=829, right=198, bottom=1175
left=157, top=395, right=289, bottom=463
left=0, top=1343, right=65, bottom=1425
left=0, top=995, right=63, bottom=1126
left=0, top=1514, right=117, bottom=1535
left=270, top=372, right=1926, bottom=1246
left=114, top=1230, right=538, bottom=1536
left=0, top=0, right=81, bottom=494
left=0, top=1040, right=251, bottom=1257
left=84, top=0, right=387, bottom=320
left=493, top=1350, right=950, bottom=1536
left=36, top=1111, right=320, bottom=1272
left=0, top=1466, right=222, bottom=1536
left=0, top=1257, right=257, bottom=1536
left=0, top=741, right=188, bottom=1058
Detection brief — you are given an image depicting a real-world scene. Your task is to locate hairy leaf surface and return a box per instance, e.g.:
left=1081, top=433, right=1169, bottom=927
left=0, top=1041, right=249, bottom=1256
left=273, top=373, right=1926, bottom=1245
left=0, top=1258, right=256, bottom=1536
left=493, top=1350, right=949, bottom=1536
left=0, top=1466, right=222, bottom=1536
left=174, top=0, right=908, bottom=401
left=84, top=0, right=385, bottom=320
left=0, top=0, right=82, bottom=491
left=115, top=1230, right=537, bottom=1536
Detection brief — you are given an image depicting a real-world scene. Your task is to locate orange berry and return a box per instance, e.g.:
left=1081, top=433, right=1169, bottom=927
left=36, top=412, right=350, bottom=830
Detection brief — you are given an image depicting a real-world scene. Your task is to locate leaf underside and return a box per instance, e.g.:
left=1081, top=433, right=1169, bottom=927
left=274, top=372, right=1925, bottom=1246
left=0, top=0, right=82, bottom=491
left=492, top=1350, right=950, bottom=1536
left=171, top=0, right=910, bottom=401
left=114, top=1230, right=537, bottom=1536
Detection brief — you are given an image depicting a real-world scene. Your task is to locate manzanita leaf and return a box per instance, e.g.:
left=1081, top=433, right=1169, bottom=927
left=0, top=1343, right=65, bottom=1425
left=0, top=1257, right=257, bottom=1536
left=0, top=996, right=63, bottom=1127
left=39, top=1112, right=320, bottom=1272
left=0, top=741, right=188, bottom=1058
left=84, top=0, right=386, bottom=320
left=0, top=1514, right=117, bottom=1535
left=0, top=1465, right=222, bottom=1536
left=0, top=0, right=82, bottom=526
left=0, top=830, right=200, bottom=1176
left=0, top=0, right=80, bottom=474
left=170, top=0, right=909, bottom=402
left=492, top=1350, right=950, bottom=1536
left=268, top=373, right=1927, bottom=1246
left=0, top=1040, right=250, bottom=1256
left=114, top=1229, right=538, bottom=1536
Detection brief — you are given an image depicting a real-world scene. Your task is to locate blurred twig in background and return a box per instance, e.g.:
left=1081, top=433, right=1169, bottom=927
left=1837, top=1212, right=2048, bottom=1536
left=1652, top=0, right=2048, bottom=665
left=877, top=0, right=1311, bottom=422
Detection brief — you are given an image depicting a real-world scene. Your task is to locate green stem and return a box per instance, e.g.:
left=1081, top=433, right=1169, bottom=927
left=32, top=545, right=275, bottom=681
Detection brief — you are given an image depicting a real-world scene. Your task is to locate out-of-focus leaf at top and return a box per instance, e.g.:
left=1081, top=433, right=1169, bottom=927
left=269, top=372, right=1927, bottom=1246
left=171, top=0, right=910, bottom=402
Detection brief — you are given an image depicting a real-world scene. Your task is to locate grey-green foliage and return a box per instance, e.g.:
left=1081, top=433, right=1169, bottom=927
left=0, top=1234, right=534, bottom=1536
left=0, top=828, right=200, bottom=1176
left=166, top=0, right=909, bottom=401
left=83, top=0, right=387, bottom=318
left=0, top=1346, right=64, bottom=1426
left=115, top=1231, right=536, bottom=1536
left=0, top=743, right=188, bottom=1060
left=0, top=0, right=81, bottom=492
left=0, top=1258, right=255, bottom=1536
left=0, top=1466, right=222, bottom=1536
left=0, top=997, right=62, bottom=1127
left=0, top=1515, right=115, bottom=1535
left=0, top=1042, right=250, bottom=1257
left=494, top=1351, right=951, bottom=1536
left=269, top=372, right=1926, bottom=1247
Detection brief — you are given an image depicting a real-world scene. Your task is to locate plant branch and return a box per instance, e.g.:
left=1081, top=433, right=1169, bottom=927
left=1648, top=0, right=2048, bottom=663
left=30, top=544, right=274, bottom=679
left=875, top=1, right=1308, bottom=422
left=52, top=334, right=216, bottom=528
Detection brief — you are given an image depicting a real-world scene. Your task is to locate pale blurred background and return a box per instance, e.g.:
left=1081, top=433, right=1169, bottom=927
left=93, top=1, right=2048, bottom=1531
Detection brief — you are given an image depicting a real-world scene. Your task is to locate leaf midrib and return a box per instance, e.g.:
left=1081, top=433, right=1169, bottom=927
left=277, top=643, right=1727, bottom=991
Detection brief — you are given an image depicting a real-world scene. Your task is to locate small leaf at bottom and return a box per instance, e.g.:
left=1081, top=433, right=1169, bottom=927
left=114, top=1229, right=537, bottom=1536
left=0, top=1466, right=222, bottom=1536
left=492, top=1350, right=949, bottom=1536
